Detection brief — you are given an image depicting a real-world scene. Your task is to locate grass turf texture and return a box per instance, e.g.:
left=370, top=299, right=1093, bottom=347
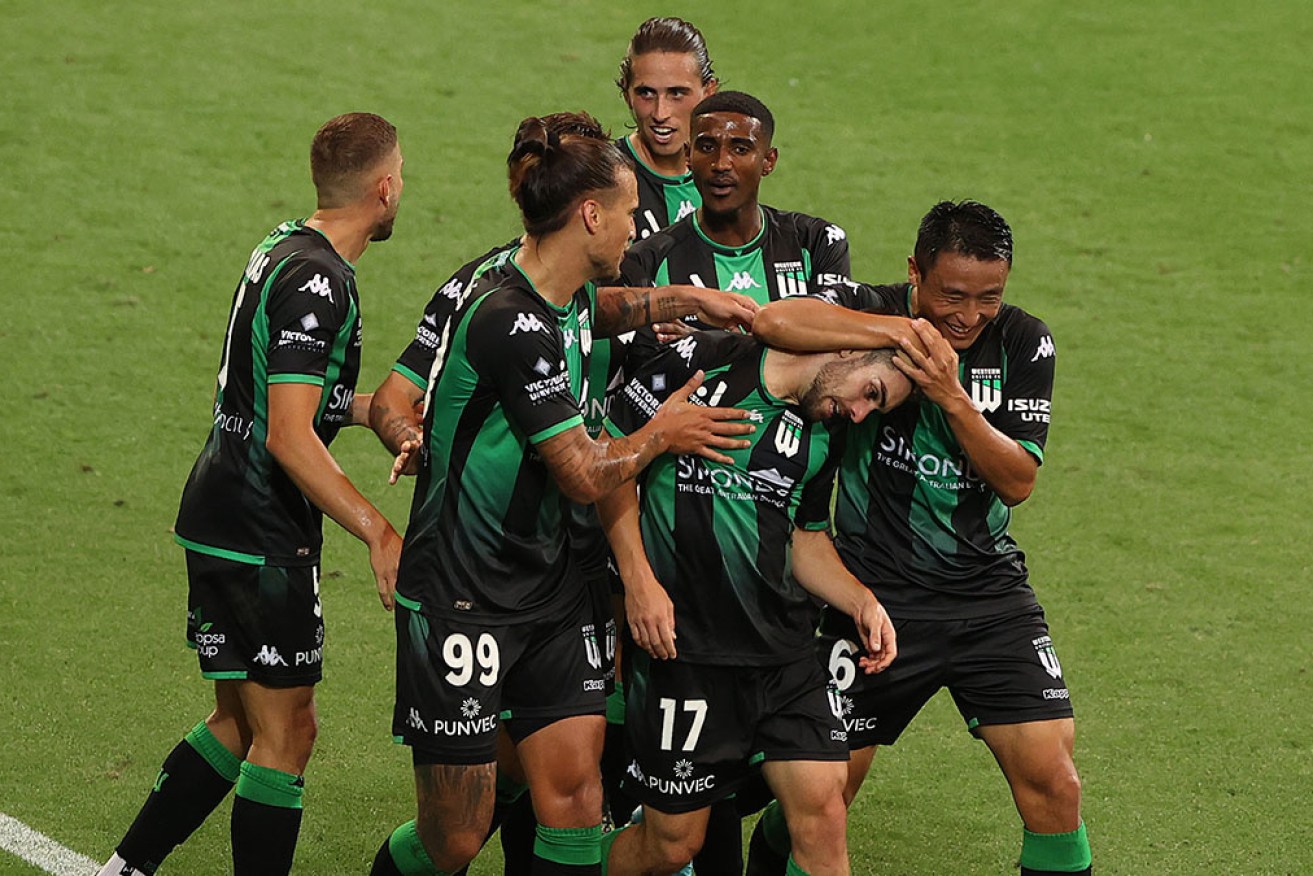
left=2, top=1, right=1310, bottom=874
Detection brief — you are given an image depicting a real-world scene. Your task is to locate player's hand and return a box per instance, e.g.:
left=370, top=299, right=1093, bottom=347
left=653, top=370, right=755, bottom=464
left=694, top=289, right=759, bottom=332
left=369, top=524, right=403, bottom=611
left=852, top=592, right=897, bottom=673
left=625, top=574, right=677, bottom=660
left=892, top=319, right=963, bottom=408
left=389, top=437, right=422, bottom=484
left=653, top=320, right=695, bottom=344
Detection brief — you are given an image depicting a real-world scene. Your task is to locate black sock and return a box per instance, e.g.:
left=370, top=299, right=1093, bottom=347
left=693, top=798, right=744, bottom=874
left=499, top=792, right=538, bottom=874
left=230, top=762, right=304, bottom=876
left=745, top=802, right=790, bottom=876
left=114, top=721, right=241, bottom=873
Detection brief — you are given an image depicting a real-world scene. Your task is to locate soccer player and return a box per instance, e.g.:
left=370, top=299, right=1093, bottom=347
left=596, top=327, right=909, bottom=876
left=369, top=113, right=762, bottom=876
left=746, top=201, right=1093, bottom=876
left=96, top=112, right=407, bottom=876
left=621, top=90, right=852, bottom=314
left=616, top=16, right=719, bottom=240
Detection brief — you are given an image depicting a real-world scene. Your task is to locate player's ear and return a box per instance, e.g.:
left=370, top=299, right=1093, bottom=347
left=704, top=78, right=720, bottom=97
left=762, top=147, right=779, bottom=176
left=907, top=255, right=921, bottom=287
left=377, top=173, right=393, bottom=207
left=581, top=198, right=602, bottom=234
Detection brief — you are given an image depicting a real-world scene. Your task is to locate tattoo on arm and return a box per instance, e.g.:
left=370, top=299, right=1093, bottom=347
left=595, top=287, right=690, bottom=336
left=538, top=426, right=665, bottom=504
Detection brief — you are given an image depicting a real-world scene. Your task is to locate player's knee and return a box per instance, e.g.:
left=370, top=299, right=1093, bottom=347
left=1042, top=762, right=1082, bottom=810
left=787, top=797, right=848, bottom=856
left=536, top=772, right=604, bottom=825
left=415, top=812, right=483, bottom=871
left=645, top=828, right=703, bottom=872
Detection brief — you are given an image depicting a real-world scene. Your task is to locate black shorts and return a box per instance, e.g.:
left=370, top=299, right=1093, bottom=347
left=184, top=550, right=324, bottom=687
left=818, top=606, right=1075, bottom=749
left=622, top=651, right=847, bottom=814
left=583, top=556, right=619, bottom=694
left=392, top=588, right=608, bottom=765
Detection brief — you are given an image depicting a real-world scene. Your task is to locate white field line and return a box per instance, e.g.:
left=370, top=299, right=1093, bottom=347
left=0, top=813, right=98, bottom=876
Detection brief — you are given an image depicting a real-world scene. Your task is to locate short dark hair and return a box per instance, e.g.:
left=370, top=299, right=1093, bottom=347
left=691, top=91, right=774, bottom=141
left=507, top=112, right=630, bottom=237
left=310, top=113, right=398, bottom=209
left=616, top=17, right=716, bottom=92
left=913, top=200, right=1013, bottom=273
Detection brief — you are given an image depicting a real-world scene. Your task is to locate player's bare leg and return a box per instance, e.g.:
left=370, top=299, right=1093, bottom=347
left=518, top=713, right=608, bottom=873
left=979, top=719, right=1091, bottom=875
left=762, top=759, right=850, bottom=876
left=605, top=805, right=709, bottom=875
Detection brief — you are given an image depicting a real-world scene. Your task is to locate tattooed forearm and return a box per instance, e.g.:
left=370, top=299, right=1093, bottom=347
left=380, top=412, right=422, bottom=454
left=539, top=427, right=666, bottom=504
left=595, top=286, right=701, bottom=336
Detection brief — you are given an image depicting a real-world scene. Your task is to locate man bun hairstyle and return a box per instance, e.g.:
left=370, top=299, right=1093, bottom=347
left=310, top=112, right=398, bottom=209
left=617, top=17, right=716, bottom=92
left=691, top=90, right=775, bottom=141
left=914, top=200, right=1014, bottom=273
left=507, top=111, right=631, bottom=237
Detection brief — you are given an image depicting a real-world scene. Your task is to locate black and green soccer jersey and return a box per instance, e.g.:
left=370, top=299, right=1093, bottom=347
left=605, top=330, right=841, bottom=666
left=391, top=240, right=519, bottom=391
left=616, top=136, right=701, bottom=241
left=804, top=282, right=1056, bottom=619
left=396, top=258, right=597, bottom=623
left=174, top=221, right=362, bottom=567
left=619, top=205, right=852, bottom=313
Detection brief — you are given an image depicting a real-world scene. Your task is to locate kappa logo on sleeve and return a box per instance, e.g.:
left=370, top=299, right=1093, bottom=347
left=825, top=224, right=847, bottom=244
left=510, top=312, right=546, bottom=335
left=1031, top=335, right=1056, bottom=362
left=438, top=277, right=464, bottom=300
left=298, top=274, right=334, bottom=304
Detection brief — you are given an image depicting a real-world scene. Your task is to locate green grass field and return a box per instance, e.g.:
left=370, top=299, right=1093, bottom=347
left=3, top=1, right=1311, bottom=873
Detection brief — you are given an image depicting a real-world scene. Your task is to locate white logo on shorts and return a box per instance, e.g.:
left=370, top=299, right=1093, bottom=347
left=253, top=644, right=288, bottom=667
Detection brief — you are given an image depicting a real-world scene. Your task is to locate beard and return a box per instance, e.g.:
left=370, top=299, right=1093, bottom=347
left=798, top=359, right=846, bottom=424
left=371, top=206, right=398, bottom=242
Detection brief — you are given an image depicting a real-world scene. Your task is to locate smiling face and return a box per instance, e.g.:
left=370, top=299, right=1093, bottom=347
left=624, top=51, right=715, bottom=171
left=799, top=349, right=915, bottom=425
left=688, top=111, right=776, bottom=219
left=909, top=251, right=1010, bottom=350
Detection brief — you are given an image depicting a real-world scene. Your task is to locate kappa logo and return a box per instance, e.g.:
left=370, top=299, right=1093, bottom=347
left=1033, top=636, right=1063, bottom=680
left=1032, top=335, right=1056, bottom=362
left=407, top=708, right=428, bottom=732
left=674, top=199, right=696, bottom=221
left=253, top=644, right=288, bottom=667
left=438, top=277, right=464, bottom=300
left=671, top=336, right=698, bottom=364
left=509, top=312, right=546, bottom=335
left=725, top=271, right=760, bottom=292
left=968, top=367, right=1003, bottom=413
left=244, top=249, right=270, bottom=285
left=825, top=224, right=847, bottom=244
left=562, top=327, right=577, bottom=349
left=298, top=274, right=334, bottom=304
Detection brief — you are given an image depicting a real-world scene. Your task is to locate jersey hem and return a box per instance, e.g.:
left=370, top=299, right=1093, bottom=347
left=175, top=534, right=265, bottom=566
left=393, top=363, right=427, bottom=390
left=267, top=373, right=325, bottom=386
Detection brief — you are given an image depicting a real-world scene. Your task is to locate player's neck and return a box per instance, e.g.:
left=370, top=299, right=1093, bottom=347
left=628, top=132, right=687, bottom=177
left=305, top=211, right=371, bottom=264
left=696, top=203, right=763, bottom=248
left=513, top=236, right=590, bottom=307
left=760, top=349, right=811, bottom=404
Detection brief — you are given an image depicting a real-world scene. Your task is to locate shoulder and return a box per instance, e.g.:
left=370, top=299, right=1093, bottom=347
left=629, top=217, right=695, bottom=259
left=996, top=303, right=1054, bottom=347
left=766, top=207, right=847, bottom=248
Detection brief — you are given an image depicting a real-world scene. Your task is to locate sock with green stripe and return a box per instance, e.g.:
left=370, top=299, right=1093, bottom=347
left=1020, top=822, right=1092, bottom=875
left=109, top=720, right=241, bottom=874
left=745, top=799, right=791, bottom=876
left=231, top=761, right=304, bottom=876
left=370, top=820, right=452, bottom=876
left=533, top=824, right=602, bottom=874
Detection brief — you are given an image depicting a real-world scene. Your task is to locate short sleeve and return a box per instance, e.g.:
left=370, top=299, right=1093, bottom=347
left=993, top=314, right=1056, bottom=463
left=264, top=256, right=352, bottom=385
left=804, top=217, right=852, bottom=289
left=794, top=426, right=843, bottom=530
left=466, top=299, right=584, bottom=444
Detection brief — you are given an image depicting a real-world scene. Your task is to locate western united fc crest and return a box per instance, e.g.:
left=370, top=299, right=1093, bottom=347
left=968, top=367, right=1003, bottom=413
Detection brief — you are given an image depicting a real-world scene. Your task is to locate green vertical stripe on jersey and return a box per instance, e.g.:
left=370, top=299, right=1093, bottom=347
left=907, top=405, right=971, bottom=559
left=314, top=294, right=358, bottom=424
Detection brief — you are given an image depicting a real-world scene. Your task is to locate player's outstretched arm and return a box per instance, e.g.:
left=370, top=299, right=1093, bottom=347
left=267, top=383, right=401, bottom=610
left=790, top=528, right=896, bottom=674
left=752, top=298, right=919, bottom=353
left=594, top=285, right=759, bottom=337
left=596, top=477, right=677, bottom=660
left=536, top=371, right=755, bottom=505
left=369, top=371, right=425, bottom=457
left=893, top=319, right=1038, bottom=505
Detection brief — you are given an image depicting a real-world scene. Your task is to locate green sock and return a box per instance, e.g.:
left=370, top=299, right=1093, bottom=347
left=234, top=761, right=303, bottom=809
left=760, top=800, right=791, bottom=856
left=785, top=855, right=810, bottom=875
left=534, top=824, right=602, bottom=871
left=387, top=820, right=447, bottom=876
left=183, top=720, right=241, bottom=782
left=1020, top=821, right=1092, bottom=874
